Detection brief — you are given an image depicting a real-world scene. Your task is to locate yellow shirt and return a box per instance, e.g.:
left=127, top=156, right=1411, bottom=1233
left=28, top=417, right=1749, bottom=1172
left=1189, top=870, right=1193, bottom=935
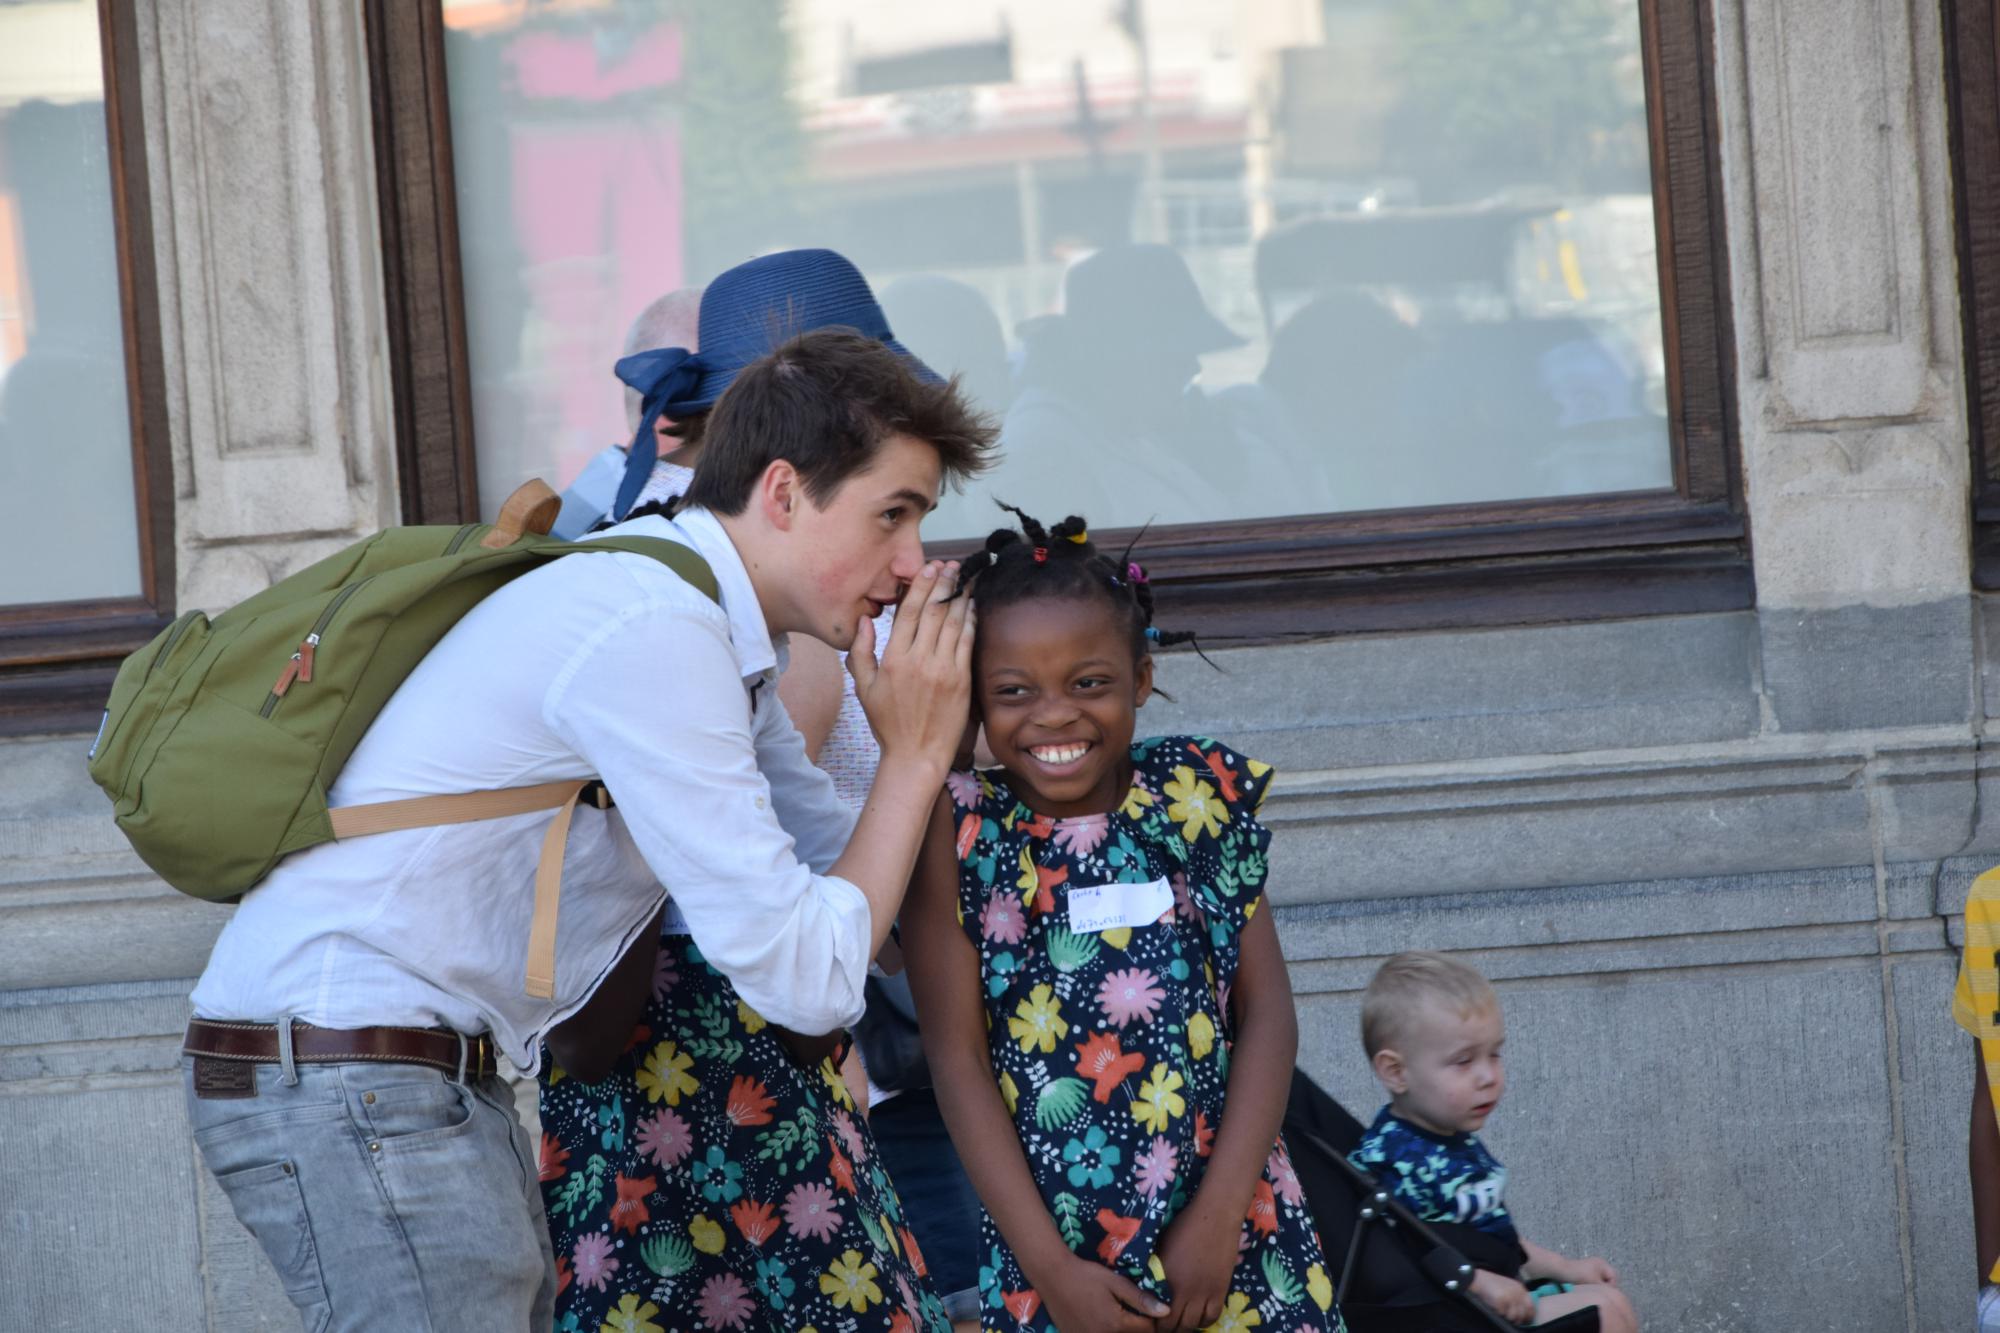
left=1953, top=866, right=2000, bottom=1284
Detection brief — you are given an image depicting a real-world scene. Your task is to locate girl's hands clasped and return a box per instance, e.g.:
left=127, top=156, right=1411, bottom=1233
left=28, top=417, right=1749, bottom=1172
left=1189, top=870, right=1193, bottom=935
left=1036, top=1253, right=1170, bottom=1333
left=1151, top=1199, right=1239, bottom=1331
left=848, top=560, right=974, bottom=774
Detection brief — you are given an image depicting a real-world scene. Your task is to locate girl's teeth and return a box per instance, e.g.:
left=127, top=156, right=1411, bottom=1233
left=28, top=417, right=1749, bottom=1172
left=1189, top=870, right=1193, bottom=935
left=1033, top=744, right=1087, bottom=764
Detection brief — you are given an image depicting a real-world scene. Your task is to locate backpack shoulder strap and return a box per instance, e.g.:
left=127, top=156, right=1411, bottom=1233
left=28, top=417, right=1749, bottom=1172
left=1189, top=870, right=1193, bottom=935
left=554, top=533, right=721, bottom=605
left=322, top=530, right=721, bottom=1002
left=325, top=781, right=593, bottom=840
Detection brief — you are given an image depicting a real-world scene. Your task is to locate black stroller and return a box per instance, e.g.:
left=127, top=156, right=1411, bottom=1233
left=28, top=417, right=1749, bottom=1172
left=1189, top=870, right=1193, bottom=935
left=1282, top=1070, right=1599, bottom=1333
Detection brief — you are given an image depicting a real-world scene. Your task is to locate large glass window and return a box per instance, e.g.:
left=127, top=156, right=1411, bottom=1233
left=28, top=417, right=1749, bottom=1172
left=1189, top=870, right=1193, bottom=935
left=439, top=0, right=1669, bottom=537
left=0, top=0, right=141, bottom=604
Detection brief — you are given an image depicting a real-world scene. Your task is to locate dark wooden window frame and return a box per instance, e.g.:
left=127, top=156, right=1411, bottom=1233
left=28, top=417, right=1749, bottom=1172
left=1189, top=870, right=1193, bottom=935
left=1947, top=0, right=2000, bottom=587
left=0, top=0, right=175, bottom=736
left=367, top=0, right=1744, bottom=643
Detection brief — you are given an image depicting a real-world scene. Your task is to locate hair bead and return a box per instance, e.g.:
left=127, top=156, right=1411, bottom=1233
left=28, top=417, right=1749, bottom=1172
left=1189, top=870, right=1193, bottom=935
left=1032, top=547, right=1048, bottom=564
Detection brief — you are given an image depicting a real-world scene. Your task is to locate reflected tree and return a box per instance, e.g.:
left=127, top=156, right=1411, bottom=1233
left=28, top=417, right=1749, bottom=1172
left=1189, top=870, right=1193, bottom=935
left=680, top=0, right=806, bottom=281
left=1386, top=0, right=1647, bottom=198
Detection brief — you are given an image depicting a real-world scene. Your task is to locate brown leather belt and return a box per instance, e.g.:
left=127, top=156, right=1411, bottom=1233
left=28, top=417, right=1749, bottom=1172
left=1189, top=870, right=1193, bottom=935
left=183, top=1019, right=499, bottom=1081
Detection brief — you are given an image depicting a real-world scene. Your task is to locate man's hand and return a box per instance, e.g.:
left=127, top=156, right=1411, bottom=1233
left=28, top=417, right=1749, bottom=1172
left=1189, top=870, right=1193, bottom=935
left=848, top=561, right=973, bottom=773
left=1033, top=1254, right=1169, bottom=1333
left=1469, top=1269, right=1536, bottom=1325
left=828, top=564, right=976, bottom=961
left=1151, top=1199, right=1237, bottom=1331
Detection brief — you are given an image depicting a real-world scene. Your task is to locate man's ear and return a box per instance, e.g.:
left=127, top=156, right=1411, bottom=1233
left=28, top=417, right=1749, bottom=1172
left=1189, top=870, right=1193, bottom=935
left=1372, top=1047, right=1409, bottom=1095
left=759, top=459, right=802, bottom=531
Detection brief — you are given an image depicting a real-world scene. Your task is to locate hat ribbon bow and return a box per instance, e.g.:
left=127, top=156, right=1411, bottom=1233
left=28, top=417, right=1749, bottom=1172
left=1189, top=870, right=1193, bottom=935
left=610, top=347, right=706, bottom=521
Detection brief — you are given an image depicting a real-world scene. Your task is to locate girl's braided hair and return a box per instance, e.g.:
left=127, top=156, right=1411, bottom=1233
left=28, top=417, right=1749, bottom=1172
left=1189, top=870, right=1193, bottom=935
left=955, top=503, right=1204, bottom=667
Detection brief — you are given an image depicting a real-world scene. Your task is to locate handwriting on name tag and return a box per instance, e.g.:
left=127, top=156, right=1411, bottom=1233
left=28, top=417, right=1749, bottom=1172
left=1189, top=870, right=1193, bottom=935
left=1067, top=878, right=1174, bottom=934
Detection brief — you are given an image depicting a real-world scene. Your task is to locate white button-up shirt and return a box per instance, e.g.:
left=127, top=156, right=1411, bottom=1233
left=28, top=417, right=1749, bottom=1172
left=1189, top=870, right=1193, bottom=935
left=190, top=507, right=867, bottom=1071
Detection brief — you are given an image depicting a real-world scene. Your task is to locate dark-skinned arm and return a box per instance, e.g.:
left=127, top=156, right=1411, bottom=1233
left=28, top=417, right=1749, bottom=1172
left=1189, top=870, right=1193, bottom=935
left=1195, top=901, right=1298, bottom=1214
left=545, top=904, right=665, bottom=1083
left=1153, top=899, right=1299, bottom=1332
left=1975, top=1047, right=2000, bottom=1287
left=546, top=899, right=847, bottom=1078
left=901, top=797, right=1166, bottom=1333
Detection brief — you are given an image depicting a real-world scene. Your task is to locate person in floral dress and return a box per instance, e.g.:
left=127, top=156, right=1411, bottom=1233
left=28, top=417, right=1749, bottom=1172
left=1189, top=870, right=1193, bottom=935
left=902, top=510, right=1344, bottom=1333
left=539, top=934, right=951, bottom=1332
left=531, top=264, right=990, bottom=1333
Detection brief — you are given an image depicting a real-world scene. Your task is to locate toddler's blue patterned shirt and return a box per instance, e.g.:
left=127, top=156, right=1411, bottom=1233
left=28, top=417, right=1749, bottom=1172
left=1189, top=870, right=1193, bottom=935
left=1349, top=1105, right=1518, bottom=1243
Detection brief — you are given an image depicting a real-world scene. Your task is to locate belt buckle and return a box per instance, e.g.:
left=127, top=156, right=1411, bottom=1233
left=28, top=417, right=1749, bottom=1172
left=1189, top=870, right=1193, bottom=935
left=450, top=1032, right=492, bottom=1082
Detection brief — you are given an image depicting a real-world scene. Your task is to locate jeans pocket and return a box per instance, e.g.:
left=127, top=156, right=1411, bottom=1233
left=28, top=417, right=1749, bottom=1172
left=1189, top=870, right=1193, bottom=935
left=471, top=1077, right=538, bottom=1201
left=362, top=1071, right=479, bottom=1152
left=212, top=1159, right=333, bottom=1331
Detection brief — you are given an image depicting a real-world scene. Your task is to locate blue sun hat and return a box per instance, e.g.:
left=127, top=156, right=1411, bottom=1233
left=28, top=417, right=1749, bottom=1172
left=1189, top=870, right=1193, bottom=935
left=610, top=248, right=941, bottom=521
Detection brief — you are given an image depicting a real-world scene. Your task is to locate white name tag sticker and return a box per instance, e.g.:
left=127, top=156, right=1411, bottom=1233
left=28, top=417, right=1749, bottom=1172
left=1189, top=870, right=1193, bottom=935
left=662, top=897, right=691, bottom=936
left=1067, top=878, right=1174, bottom=934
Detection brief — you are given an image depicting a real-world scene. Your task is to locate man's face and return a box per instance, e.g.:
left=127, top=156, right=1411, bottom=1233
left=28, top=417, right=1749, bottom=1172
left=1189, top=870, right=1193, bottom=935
left=787, top=431, right=941, bottom=648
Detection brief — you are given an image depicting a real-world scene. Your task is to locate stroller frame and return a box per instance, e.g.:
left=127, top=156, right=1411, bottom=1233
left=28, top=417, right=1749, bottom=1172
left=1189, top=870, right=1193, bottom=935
left=1286, top=1119, right=1514, bottom=1333
left=1282, top=1069, right=1599, bottom=1333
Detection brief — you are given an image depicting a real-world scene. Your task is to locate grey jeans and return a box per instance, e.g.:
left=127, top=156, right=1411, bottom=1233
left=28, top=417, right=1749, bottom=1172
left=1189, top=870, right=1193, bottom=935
left=183, top=1051, right=555, bottom=1333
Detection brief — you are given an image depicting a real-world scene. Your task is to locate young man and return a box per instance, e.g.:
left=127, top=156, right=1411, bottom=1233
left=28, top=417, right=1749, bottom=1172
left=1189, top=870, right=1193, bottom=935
left=182, top=328, right=994, bottom=1332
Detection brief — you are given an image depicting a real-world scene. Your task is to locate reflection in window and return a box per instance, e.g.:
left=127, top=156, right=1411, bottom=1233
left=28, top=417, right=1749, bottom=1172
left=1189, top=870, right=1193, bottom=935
left=442, top=0, right=1669, bottom=536
left=0, top=0, right=140, bottom=604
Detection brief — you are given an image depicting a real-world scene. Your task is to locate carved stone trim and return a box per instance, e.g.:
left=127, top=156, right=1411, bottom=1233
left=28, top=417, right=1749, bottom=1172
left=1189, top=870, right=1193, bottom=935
left=1734, top=0, right=1950, bottom=427
left=136, top=0, right=397, bottom=611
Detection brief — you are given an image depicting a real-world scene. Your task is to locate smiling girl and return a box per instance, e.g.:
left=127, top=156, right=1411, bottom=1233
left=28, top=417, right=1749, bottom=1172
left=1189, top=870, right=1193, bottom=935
left=901, top=509, right=1341, bottom=1333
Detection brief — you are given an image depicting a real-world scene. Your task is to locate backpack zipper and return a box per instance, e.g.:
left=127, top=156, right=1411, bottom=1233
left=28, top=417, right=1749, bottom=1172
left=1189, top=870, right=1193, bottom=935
left=143, top=612, right=201, bottom=681
left=262, top=579, right=368, bottom=717
left=93, top=611, right=202, bottom=767
left=257, top=529, right=479, bottom=717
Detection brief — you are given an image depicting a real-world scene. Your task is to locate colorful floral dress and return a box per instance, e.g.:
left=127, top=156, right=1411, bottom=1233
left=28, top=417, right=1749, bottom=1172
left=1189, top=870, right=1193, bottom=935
left=947, top=735, right=1343, bottom=1333
left=539, top=933, right=951, bottom=1333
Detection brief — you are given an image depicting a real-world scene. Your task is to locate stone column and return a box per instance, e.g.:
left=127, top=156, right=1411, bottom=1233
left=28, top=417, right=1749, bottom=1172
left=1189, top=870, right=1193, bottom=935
left=1712, top=10, right=1974, bottom=1328
left=140, top=0, right=399, bottom=613
left=1716, top=0, right=1975, bottom=732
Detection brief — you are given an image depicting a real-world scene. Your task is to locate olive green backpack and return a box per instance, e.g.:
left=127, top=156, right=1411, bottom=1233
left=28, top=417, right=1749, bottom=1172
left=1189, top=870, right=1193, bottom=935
left=86, top=481, right=717, bottom=998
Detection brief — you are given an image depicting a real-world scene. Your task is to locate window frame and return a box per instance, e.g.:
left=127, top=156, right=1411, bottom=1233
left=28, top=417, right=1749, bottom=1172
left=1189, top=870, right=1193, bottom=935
left=1947, top=0, right=2000, bottom=587
left=366, top=0, right=1744, bottom=642
left=0, top=0, right=175, bottom=736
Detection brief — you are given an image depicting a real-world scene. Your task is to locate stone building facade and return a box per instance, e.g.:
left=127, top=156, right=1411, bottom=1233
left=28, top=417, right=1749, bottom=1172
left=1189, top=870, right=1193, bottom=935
left=1, top=2, right=1991, bottom=1329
